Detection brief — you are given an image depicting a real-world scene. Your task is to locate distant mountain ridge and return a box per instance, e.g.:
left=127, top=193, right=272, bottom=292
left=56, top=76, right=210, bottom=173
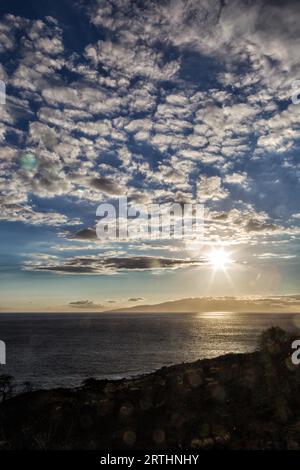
left=108, top=295, right=300, bottom=314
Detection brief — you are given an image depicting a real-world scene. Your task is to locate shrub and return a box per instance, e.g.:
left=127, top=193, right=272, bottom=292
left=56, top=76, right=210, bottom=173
left=0, top=374, right=14, bottom=402
left=259, top=327, right=289, bottom=355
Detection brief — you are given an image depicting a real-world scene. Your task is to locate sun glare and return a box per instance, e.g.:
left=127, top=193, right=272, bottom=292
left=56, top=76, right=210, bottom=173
left=208, top=248, right=232, bottom=270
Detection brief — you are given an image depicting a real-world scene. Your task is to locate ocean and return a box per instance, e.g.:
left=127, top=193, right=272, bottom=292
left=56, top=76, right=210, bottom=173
left=0, top=311, right=299, bottom=390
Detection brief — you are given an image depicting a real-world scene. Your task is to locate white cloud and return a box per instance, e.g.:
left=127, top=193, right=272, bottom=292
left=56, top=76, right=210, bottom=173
left=197, top=175, right=229, bottom=202
left=224, top=172, right=248, bottom=186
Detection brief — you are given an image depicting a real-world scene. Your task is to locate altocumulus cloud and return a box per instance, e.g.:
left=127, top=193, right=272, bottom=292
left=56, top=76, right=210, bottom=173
left=0, top=0, right=300, bottom=278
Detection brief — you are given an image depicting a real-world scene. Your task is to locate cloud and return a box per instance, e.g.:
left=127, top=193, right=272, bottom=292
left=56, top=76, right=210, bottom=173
left=255, top=252, right=297, bottom=260
left=0, top=0, right=300, bottom=272
left=224, top=172, right=248, bottom=186
left=24, top=255, right=203, bottom=275
left=89, top=177, right=123, bottom=195
left=69, top=300, right=103, bottom=309
left=245, top=219, right=278, bottom=233
left=85, top=39, right=180, bottom=81
left=70, top=228, right=98, bottom=240
left=0, top=202, right=81, bottom=227
left=197, top=176, right=229, bottom=202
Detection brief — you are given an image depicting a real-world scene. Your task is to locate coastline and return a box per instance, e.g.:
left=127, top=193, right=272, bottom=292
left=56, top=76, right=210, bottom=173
left=0, top=328, right=299, bottom=450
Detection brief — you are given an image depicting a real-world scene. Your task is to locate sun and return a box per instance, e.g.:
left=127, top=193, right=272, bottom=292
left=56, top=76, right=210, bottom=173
left=208, top=248, right=232, bottom=270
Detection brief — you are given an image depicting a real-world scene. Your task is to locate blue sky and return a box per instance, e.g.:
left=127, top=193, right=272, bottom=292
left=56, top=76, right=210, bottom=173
left=0, top=0, right=300, bottom=311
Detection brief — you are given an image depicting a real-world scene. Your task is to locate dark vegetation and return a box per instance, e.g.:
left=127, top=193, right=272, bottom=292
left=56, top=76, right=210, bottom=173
left=0, top=327, right=300, bottom=450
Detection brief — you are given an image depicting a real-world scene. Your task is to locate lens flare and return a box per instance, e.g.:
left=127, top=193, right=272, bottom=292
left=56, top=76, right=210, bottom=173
left=19, top=153, right=37, bottom=171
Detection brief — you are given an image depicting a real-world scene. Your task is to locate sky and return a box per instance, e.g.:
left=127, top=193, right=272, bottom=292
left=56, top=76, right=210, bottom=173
left=0, top=0, right=300, bottom=312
